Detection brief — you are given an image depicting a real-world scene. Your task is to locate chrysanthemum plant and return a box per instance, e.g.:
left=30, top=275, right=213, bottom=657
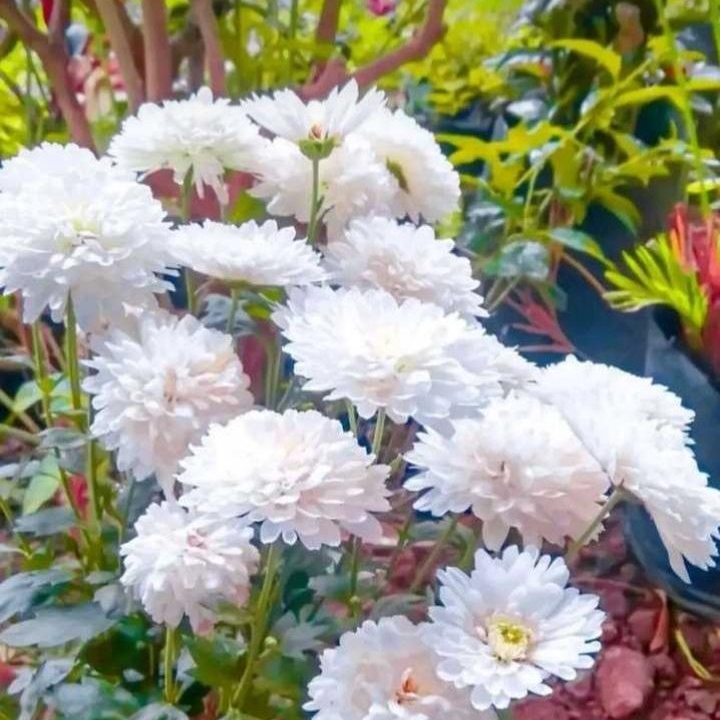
left=0, top=79, right=718, bottom=720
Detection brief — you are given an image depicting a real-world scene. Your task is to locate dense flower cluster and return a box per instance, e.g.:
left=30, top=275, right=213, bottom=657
left=0, top=77, right=716, bottom=720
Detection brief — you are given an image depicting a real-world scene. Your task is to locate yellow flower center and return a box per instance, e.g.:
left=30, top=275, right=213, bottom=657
left=485, top=616, right=534, bottom=663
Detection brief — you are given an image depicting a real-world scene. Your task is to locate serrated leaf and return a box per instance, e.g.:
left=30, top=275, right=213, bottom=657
left=22, top=455, right=61, bottom=515
left=274, top=613, right=325, bottom=660
left=185, top=634, right=245, bottom=687
left=0, top=569, right=70, bottom=623
left=0, top=602, right=115, bottom=648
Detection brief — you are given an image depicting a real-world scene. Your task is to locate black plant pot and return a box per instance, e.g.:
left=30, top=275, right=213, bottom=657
left=625, top=317, right=720, bottom=619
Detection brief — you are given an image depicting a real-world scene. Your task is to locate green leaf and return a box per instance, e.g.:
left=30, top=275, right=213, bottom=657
left=22, top=455, right=61, bottom=515
left=185, top=634, right=245, bottom=688
left=10, top=658, right=73, bottom=720
left=551, top=39, right=621, bottom=79
left=16, top=507, right=75, bottom=536
left=592, top=188, right=641, bottom=233
left=546, top=228, right=607, bottom=263
left=485, top=240, right=550, bottom=280
left=614, top=85, right=685, bottom=110
left=12, top=381, right=42, bottom=414
left=0, top=569, right=70, bottom=623
left=130, top=702, right=188, bottom=720
left=51, top=678, right=142, bottom=720
left=227, top=191, right=266, bottom=224
left=0, top=602, right=115, bottom=648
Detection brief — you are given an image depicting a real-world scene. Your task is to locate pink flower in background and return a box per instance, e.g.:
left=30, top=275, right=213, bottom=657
left=366, top=0, right=396, bottom=16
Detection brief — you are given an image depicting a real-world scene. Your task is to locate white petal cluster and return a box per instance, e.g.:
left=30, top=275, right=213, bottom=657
left=244, top=79, right=385, bottom=144
left=178, top=409, right=391, bottom=550
left=356, top=107, right=461, bottom=223
left=169, top=219, right=326, bottom=287
left=305, top=615, right=494, bottom=720
left=425, top=547, right=604, bottom=711
left=533, top=356, right=720, bottom=581
left=108, top=87, right=260, bottom=204
left=0, top=143, right=173, bottom=331
left=248, top=135, right=391, bottom=233
left=405, top=393, right=609, bottom=550
left=274, top=286, right=534, bottom=429
left=84, top=311, right=253, bottom=495
left=120, top=501, right=259, bottom=633
left=325, top=217, right=485, bottom=317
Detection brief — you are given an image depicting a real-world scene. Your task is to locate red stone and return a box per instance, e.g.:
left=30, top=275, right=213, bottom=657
left=628, top=607, right=659, bottom=647
left=596, top=646, right=654, bottom=719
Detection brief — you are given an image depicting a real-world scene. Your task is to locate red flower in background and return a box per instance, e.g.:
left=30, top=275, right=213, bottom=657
left=366, top=0, right=396, bottom=16
left=668, top=204, right=720, bottom=376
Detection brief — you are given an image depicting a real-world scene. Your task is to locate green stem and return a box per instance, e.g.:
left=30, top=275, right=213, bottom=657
left=385, top=513, right=414, bottom=586
left=232, top=543, right=280, bottom=710
left=31, top=322, right=53, bottom=428
left=85, top=431, right=102, bottom=531
left=180, top=170, right=197, bottom=314
left=345, top=400, right=358, bottom=436
left=307, top=157, right=321, bottom=245
left=0, top=424, right=40, bottom=446
left=0, top=496, right=32, bottom=556
left=264, top=335, right=283, bottom=409
left=566, top=485, right=626, bottom=562
left=64, top=297, right=84, bottom=426
left=163, top=625, right=178, bottom=704
left=0, top=386, right=41, bottom=434
left=347, top=535, right=362, bottom=614
left=409, top=515, right=460, bottom=594
left=371, top=408, right=386, bottom=457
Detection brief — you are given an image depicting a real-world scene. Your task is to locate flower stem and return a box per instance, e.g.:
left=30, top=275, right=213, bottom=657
left=31, top=322, right=53, bottom=428
left=163, top=625, right=178, bottom=704
left=307, top=157, right=321, bottom=245
left=232, top=543, right=280, bottom=710
left=345, top=400, right=358, bottom=436
left=64, top=297, right=84, bottom=427
left=409, top=515, right=460, bottom=594
left=180, top=170, right=197, bottom=314
left=566, top=485, right=626, bottom=562
left=371, top=408, right=386, bottom=457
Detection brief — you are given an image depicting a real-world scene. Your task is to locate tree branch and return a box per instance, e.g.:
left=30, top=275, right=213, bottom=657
left=192, top=0, right=225, bottom=95
left=315, top=0, right=343, bottom=46
left=141, top=0, right=172, bottom=100
left=353, top=0, right=447, bottom=87
left=0, top=0, right=96, bottom=150
left=302, top=0, right=447, bottom=99
left=95, top=0, right=145, bottom=110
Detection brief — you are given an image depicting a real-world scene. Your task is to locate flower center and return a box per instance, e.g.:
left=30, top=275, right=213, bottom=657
left=59, top=218, right=101, bottom=251
left=308, top=122, right=325, bottom=141
left=394, top=669, right=420, bottom=705
left=485, top=616, right=534, bottom=663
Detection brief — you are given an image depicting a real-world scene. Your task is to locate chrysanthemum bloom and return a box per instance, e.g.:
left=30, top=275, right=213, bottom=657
left=324, top=217, right=485, bottom=317
left=244, top=79, right=385, bottom=147
left=273, top=286, right=534, bottom=429
left=248, top=135, right=391, bottom=232
left=424, top=546, right=604, bottom=711
left=120, top=501, right=259, bottom=633
left=356, top=107, right=461, bottom=223
left=305, top=615, right=493, bottom=720
left=533, top=357, right=720, bottom=581
left=108, top=87, right=260, bottom=204
left=169, top=219, right=326, bottom=287
left=533, top=356, right=694, bottom=433
left=178, top=409, right=391, bottom=549
left=84, top=312, right=253, bottom=496
left=0, top=143, right=173, bottom=331
left=405, top=393, right=609, bottom=550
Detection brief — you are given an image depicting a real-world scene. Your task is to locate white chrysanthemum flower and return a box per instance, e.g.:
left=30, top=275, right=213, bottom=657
left=244, top=79, right=385, bottom=145
left=169, top=219, right=326, bottom=287
left=424, top=546, right=604, bottom=711
left=120, top=501, right=259, bottom=633
left=248, top=135, right=391, bottom=232
left=305, top=615, right=494, bottom=720
left=108, top=87, right=260, bottom=204
left=84, top=311, right=253, bottom=495
left=0, top=143, right=173, bottom=331
left=405, top=393, right=609, bottom=550
left=532, top=357, right=720, bottom=581
left=325, top=217, right=485, bottom=317
left=533, top=355, right=694, bottom=433
left=273, top=286, right=535, bottom=430
left=356, top=107, right=461, bottom=223
left=179, top=409, right=391, bottom=550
